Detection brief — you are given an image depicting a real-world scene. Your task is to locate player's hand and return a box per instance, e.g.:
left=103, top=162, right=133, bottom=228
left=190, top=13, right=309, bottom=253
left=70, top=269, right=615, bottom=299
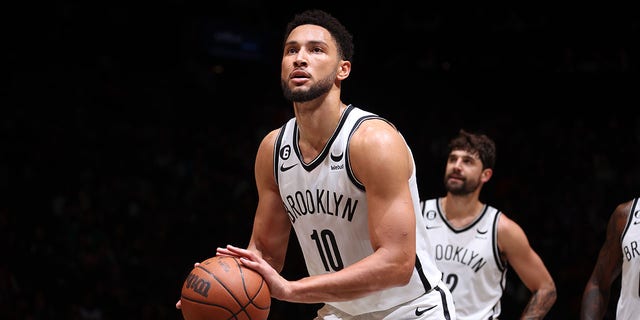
left=217, top=245, right=290, bottom=300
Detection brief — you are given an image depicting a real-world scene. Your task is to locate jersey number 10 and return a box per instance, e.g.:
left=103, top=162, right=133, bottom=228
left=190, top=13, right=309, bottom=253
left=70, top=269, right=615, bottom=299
left=311, top=229, right=345, bottom=272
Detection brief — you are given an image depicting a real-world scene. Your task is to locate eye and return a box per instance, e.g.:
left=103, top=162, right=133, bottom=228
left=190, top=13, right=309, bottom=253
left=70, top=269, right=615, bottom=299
left=285, top=47, right=298, bottom=55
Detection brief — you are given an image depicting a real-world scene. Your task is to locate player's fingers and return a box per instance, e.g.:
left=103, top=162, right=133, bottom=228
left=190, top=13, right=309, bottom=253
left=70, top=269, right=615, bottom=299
left=216, top=247, right=236, bottom=257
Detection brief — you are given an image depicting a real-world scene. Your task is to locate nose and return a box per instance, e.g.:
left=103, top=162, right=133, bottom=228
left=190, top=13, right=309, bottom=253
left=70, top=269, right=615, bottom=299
left=452, top=159, right=463, bottom=170
left=294, top=50, right=308, bottom=67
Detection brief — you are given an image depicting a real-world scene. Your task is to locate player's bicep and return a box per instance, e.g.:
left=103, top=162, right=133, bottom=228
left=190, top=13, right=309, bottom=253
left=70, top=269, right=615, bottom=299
left=590, top=205, right=627, bottom=284
left=249, top=130, right=291, bottom=272
left=350, top=121, right=412, bottom=194
left=499, top=215, right=553, bottom=290
left=349, top=121, right=415, bottom=251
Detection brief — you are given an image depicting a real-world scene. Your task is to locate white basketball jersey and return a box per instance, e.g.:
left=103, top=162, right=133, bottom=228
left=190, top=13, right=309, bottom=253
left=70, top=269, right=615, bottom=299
left=616, top=197, right=640, bottom=319
left=274, top=105, right=442, bottom=315
left=420, top=198, right=506, bottom=320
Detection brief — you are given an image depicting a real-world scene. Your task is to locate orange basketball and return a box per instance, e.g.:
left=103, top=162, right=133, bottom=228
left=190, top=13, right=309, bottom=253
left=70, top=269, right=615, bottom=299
left=180, top=255, right=271, bottom=320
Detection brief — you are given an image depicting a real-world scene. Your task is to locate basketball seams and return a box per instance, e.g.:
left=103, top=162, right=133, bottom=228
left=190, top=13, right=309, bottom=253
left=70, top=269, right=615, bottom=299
left=181, top=255, right=270, bottom=320
left=180, top=295, right=235, bottom=310
left=214, top=256, right=266, bottom=318
left=200, top=260, right=248, bottom=312
left=229, top=256, right=270, bottom=310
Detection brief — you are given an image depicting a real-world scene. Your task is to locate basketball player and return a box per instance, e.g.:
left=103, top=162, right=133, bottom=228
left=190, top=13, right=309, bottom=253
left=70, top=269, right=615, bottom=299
left=177, top=9, right=455, bottom=320
left=420, top=129, right=556, bottom=319
left=581, top=198, right=640, bottom=319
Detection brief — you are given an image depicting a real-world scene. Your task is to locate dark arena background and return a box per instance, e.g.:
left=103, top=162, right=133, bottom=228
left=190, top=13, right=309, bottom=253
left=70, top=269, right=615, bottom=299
left=4, top=1, right=639, bottom=319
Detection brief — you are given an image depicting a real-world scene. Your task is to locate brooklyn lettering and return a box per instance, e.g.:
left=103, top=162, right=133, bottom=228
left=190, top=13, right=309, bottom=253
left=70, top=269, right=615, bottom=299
left=434, top=244, right=487, bottom=272
left=623, top=240, right=639, bottom=261
left=283, top=189, right=358, bottom=223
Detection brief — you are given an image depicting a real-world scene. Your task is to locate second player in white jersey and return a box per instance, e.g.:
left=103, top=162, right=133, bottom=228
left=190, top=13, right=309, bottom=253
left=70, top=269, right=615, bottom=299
left=421, top=198, right=505, bottom=318
left=421, top=129, right=556, bottom=319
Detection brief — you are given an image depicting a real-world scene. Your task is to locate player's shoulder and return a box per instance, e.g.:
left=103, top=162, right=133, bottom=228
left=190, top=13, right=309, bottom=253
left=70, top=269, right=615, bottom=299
left=614, top=198, right=637, bottom=215
left=259, top=128, right=281, bottom=147
left=349, top=111, right=403, bottom=150
left=610, top=198, right=638, bottom=225
left=495, top=210, right=527, bottom=236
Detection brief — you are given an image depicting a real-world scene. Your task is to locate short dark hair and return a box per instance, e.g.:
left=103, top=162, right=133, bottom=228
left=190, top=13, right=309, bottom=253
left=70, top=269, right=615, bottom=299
left=448, top=129, right=496, bottom=170
left=284, top=9, right=354, bottom=61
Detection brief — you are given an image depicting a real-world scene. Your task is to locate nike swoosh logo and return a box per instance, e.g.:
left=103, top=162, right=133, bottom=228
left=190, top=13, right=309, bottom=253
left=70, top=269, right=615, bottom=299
left=415, top=305, right=437, bottom=316
left=280, top=163, right=298, bottom=172
left=330, top=152, right=343, bottom=162
left=425, top=225, right=441, bottom=229
left=477, top=229, right=488, bottom=234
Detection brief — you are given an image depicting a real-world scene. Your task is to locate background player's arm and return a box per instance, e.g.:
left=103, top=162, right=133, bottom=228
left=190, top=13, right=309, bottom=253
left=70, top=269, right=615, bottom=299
left=499, top=214, right=557, bottom=319
left=580, top=201, right=630, bottom=320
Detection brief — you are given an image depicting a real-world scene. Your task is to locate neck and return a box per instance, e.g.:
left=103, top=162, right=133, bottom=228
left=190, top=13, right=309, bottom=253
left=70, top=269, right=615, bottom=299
left=442, top=192, right=484, bottom=220
left=294, top=98, right=346, bottom=161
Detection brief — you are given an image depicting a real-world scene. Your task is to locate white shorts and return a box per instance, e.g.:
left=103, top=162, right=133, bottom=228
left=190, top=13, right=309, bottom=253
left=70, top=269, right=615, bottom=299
left=313, top=283, right=456, bottom=320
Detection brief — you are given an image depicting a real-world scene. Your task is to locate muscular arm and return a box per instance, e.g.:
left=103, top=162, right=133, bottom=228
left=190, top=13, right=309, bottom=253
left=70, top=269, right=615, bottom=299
left=247, top=129, right=293, bottom=272
left=346, top=119, right=418, bottom=287
left=580, top=201, right=630, bottom=320
left=498, top=214, right=557, bottom=319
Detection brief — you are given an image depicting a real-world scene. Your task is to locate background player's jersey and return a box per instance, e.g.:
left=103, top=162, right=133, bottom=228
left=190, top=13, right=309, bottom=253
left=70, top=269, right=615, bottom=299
left=420, top=198, right=506, bottom=320
left=617, top=197, right=640, bottom=319
left=274, top=105, right=442, bottom=315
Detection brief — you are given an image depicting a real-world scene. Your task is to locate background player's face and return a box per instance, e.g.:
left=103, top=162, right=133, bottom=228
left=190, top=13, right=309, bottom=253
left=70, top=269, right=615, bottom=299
left=280, top=24, right=341, bottom=102
left=443, top=150, right=484, bottom=195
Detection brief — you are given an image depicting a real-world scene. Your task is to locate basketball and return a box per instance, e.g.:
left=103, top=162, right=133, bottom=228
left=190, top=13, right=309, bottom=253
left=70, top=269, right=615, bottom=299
left=180, top=255, right=271, bottom=320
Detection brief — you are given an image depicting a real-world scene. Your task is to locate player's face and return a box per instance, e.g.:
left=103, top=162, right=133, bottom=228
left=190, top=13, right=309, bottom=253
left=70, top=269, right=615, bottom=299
left=280, top=24, right=341, bottom=102
left=443, top=150, right=483, bottom=195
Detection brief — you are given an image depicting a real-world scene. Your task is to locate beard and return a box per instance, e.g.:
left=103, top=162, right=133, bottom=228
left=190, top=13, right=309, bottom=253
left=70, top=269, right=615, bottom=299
left=280, top=70, right=336, bottom=102
left=444, top=174, right=480, bottom=196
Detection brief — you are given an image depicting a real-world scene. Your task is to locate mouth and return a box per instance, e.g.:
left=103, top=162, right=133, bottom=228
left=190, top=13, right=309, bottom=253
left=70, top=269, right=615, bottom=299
left=289, top=70, right=310, bottom=85
left=289, top=69, right=310, bottom=80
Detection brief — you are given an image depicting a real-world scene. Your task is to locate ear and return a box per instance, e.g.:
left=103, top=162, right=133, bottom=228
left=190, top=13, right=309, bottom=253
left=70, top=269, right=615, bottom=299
left=481, top=168, right=493, bottom=183
left=337, top=60, right=351, bottom=80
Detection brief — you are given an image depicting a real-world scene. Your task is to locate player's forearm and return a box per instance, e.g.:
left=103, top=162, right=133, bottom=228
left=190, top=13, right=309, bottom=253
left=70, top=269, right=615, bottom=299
left=580, top=287, right=609, bottom=320
left=520, top=287, right=557, bottom=319
left=280, top=258, right=413, bottom=303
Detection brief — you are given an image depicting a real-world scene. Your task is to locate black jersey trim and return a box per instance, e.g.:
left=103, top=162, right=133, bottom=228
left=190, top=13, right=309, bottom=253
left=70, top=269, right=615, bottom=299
left=492, top=211, right=507, bottom=271
left=273, top=123, right=288, bottom=186
left=621, top=197, right=640, bottom=242
left=434, top=286, right=452, bottom=320
left=293, top=105, right=356, bottom=172
left=345, top=114, right=391, bottom=191
left=437, top=200, right=489, bottom=233
left=414, top=254, right=433, bottom=293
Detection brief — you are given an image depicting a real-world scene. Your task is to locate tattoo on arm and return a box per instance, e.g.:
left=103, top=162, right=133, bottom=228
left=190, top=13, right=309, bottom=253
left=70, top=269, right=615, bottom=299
left=521, top=289, right=557, bottom=319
